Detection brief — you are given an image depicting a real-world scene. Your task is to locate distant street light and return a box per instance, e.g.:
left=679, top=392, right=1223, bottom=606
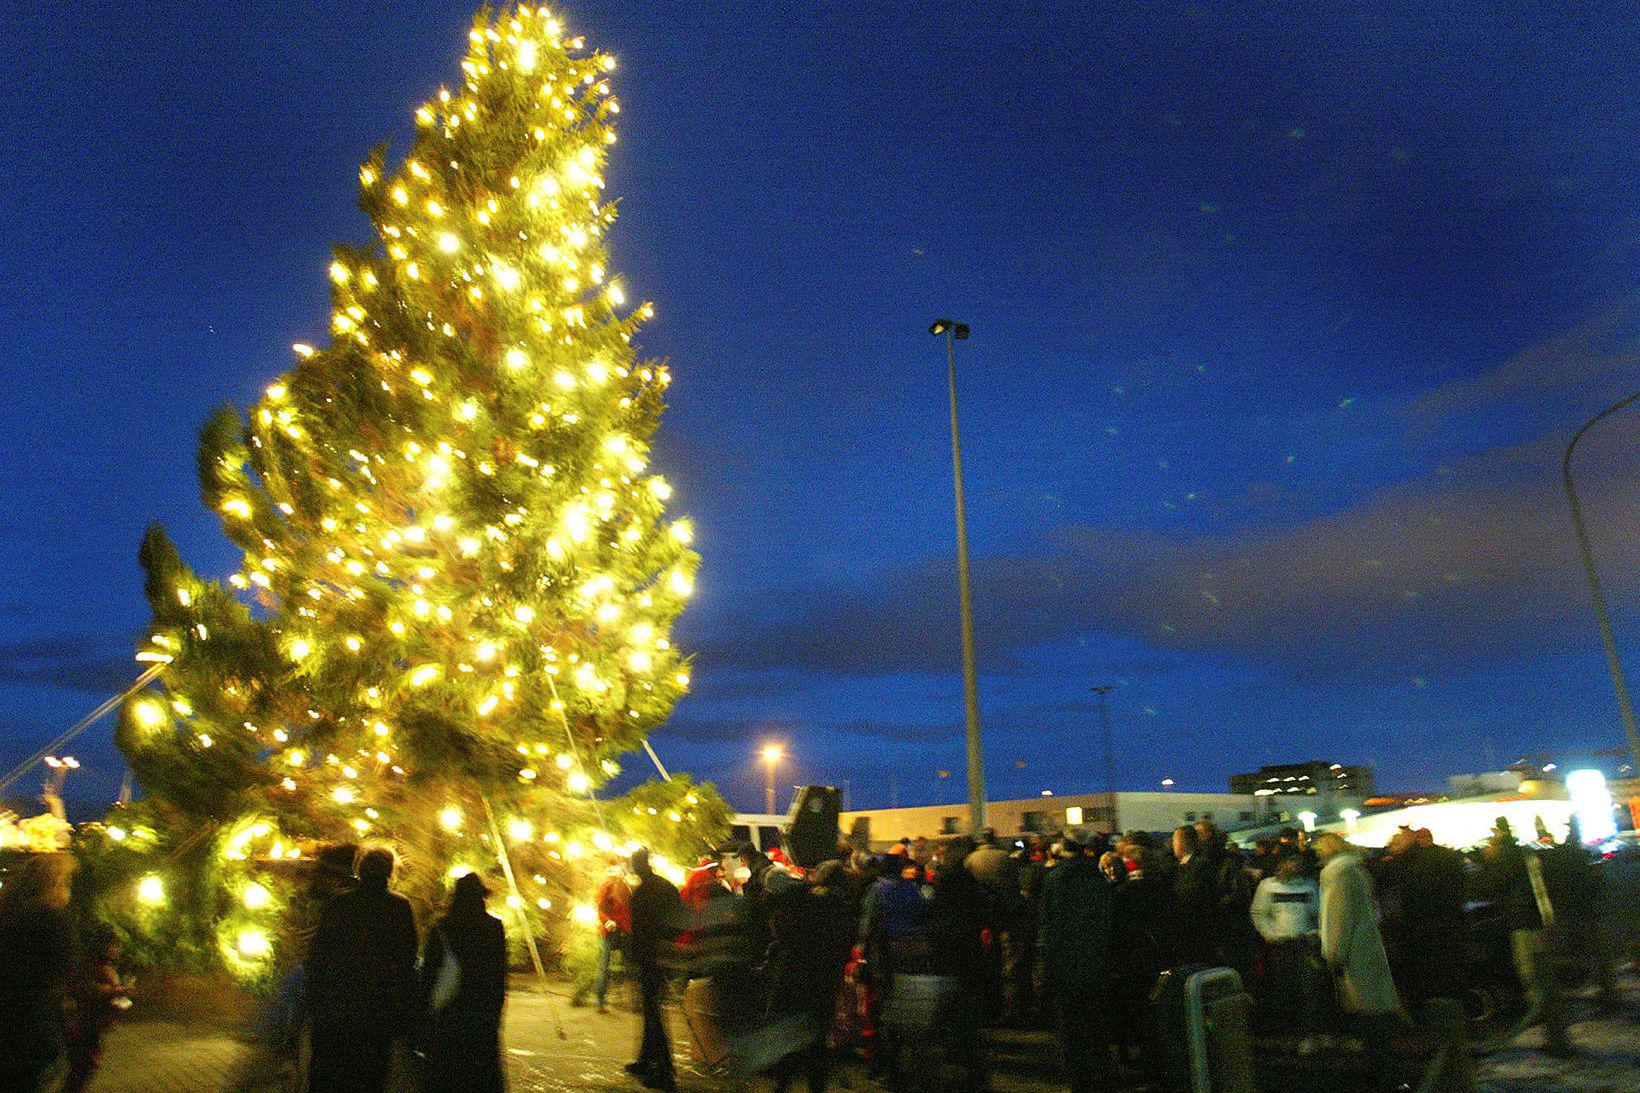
left=1339, top=807, right=1361, bottom=833
left=929, top=318, right=986, bottom=835
left=1563, top=392, right=1640, bottom=781
left=41, top=755, right=79, bottom=821
left=760, top=743, right=784, bottom=814
left=1091, top=685, right=1117, bottom=794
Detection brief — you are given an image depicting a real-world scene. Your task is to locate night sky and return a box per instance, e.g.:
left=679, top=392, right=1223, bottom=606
left=7, top=1, right=1640, bottom=814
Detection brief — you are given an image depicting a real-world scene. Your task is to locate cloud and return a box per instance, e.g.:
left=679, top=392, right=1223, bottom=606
left=0, top=634, right=139, bottom=694
left=1409, top=297, right=1640, bottom=427
left=695, top=425, right=1640, bottom=686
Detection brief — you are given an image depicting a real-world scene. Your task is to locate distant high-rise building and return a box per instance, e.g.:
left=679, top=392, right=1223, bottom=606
left=1230, top=760, right=1374, bottom=798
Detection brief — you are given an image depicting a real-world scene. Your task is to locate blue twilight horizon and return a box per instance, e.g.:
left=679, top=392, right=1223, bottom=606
left=5, top=2, right=1640, bottom=813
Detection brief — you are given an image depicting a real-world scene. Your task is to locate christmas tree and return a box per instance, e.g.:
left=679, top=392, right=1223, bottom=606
left=105, top=3, right=726, bottom=980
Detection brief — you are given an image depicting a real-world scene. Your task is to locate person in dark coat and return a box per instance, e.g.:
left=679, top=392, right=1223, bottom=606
left=928, top=836, right=991, bottom=1090
left=419, top=872, right=507, bottom=1093
left=1476, top=822, right=1570, bottom=1055
left=1005, top=835, right=1047, bottom=1025
left=1039, top=827, right=1115, bottom=1093
left=1171, top=825, right=1217, bottom=966
left=764, top=861, right=854, bottom=1092
left=1106, top=846, right=1172, bottom=1066
left=1375, top=828, right=1467, bottom=1009
left=0, top=854, right=78, bottom=1092
left=627, top=847, right=682, bottom=1091
left=306, top=846, right=419, bottom=1093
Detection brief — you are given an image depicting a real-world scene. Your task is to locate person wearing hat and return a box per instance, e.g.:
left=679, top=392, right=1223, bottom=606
left=1037, top=826, right=1114, bottom=1093
left=419, top=871, right=507, bottom=1093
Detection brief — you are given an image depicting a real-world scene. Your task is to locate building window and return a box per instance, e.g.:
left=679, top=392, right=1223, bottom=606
left=1022, top=811, right=1048, bottom=833
left=1065, top=806, right=1084, bottom=825
left=1185, top=812, right=1197, bottom=822
left=940, top=816, right=959, bottom=835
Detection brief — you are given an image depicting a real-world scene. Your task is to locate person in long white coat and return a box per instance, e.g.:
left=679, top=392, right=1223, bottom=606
left=1315, top=834, right=1399, bottom=1016
left=1315, top=834, right=1401, bottom=1089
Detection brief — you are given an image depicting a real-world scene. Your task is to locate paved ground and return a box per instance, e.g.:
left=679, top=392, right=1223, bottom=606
left=88, top=974, right=1640, bottom=1092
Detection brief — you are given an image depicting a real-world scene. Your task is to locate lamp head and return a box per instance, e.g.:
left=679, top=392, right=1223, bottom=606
left=760, top=743, right=783, bottom=764
left=929, top=320, right=951, bottom=336
left=928, top=319, right=971, bottom=339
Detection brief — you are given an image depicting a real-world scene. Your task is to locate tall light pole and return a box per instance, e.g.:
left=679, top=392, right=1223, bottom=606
left=1091, top=686, right=1117, bottom=796
left=1563, top=390, right=1640, bottom=779
left=760, top=743, right=784, bottom=814
left=930, top=319, right=987, bottom=834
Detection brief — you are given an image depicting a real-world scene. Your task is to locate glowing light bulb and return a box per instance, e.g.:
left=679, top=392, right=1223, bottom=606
left=567, top=771, right=591, bottom=794
left=137, top=875, right=165, bottom=905
left=508, top=818, right=534, bottom=842
left=437, top=232, right=460, bottom=253
left=243, top=882, right=271, bottom=910
left=236, top=928, right=271, bottom=958
left=505, top=347, right=528, bottom=369
left=332, top=787, right=355, bottom=805
left=410, top=664, right=440, bottom=687
left=289, top=638, right=311, bottom=660
left=440, top=806, right=463, bottom=832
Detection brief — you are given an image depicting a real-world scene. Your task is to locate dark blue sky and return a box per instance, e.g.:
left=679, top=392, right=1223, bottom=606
left=6, top=1, right=1640, bottom=813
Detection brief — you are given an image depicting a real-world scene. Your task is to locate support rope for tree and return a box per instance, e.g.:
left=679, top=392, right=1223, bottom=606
left=641, top=739, right=672, bottom=782
left=480, top=795, right=567, bottom=1040
left=0, top=664, right=164, bottom=797
left=543, top=674, right=607, bottom=828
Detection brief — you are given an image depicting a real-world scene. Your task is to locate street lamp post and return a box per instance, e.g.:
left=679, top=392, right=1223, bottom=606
left=1091, top=685, right=1117, bottom=796
left=930, top=319, right=987, bottom=835
left=1562, top=391, right=1640, bottom=780
left=760, top=744, right=784, bottom=815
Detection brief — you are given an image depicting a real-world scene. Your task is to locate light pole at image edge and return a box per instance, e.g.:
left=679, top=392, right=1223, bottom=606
left=760, top=743, right=784, bottom=815
left=930, top=319, right=987, bottom=834
left=1562, top=391, right=1640, bottom=781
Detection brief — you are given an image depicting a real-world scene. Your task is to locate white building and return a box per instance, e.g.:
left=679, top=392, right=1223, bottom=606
left=840, top=790, right=1329, bottom=847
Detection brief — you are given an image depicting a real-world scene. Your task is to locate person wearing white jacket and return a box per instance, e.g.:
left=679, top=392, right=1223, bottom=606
left=1251, top=858, right=1319, bottom=943
left=1250, top=856, right=1322, bottom=1045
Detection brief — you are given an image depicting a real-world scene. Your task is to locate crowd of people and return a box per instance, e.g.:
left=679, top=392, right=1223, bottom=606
left=0, top=813, right=1623, bottom=1093
left=601, top=815, right=1622, bottom=1093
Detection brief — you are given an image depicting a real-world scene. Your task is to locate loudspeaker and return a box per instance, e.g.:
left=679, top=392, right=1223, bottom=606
left=785, top=785, right=841, bottom=868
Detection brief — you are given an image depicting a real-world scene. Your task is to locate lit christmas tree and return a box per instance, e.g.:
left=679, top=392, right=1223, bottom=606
left=106, top=3, right=726, bottom=979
